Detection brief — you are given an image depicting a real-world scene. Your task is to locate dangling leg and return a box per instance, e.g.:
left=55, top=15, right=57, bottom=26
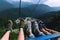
left=18, top=28, right=25, bottom=40
left=1, top=31, right=11, bottom=40
left=45, top=28, right=58, bottom=33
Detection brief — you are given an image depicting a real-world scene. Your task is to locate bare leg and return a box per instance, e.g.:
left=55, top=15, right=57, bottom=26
left=26, top=20, right=35, bottom=38
left=34, top=28, right=46, bottom=36
left=28, top=29, right=33, bottom=35
left=41, top=28, right=51, bottom=35
left=1, top=31, right=10, bottom=40
left=58, top=37, right=60, bottom=40
left=45, top=28, right=58, bottom=33
left=33, top=21, right=51, bottom=36
left=18, top=28, right=25, bottom=40
left=38, top=21, right=51, bottom=35
left=45, top=28, right=60, bottom=40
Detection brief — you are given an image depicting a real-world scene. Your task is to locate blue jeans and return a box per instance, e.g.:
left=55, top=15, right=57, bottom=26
left=28, top=32, right=50, bottom=40
left=28, top=32, right=60, bottom=40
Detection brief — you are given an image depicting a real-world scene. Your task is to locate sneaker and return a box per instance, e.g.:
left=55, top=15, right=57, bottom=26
left=15, top=18, right=25, bottom=28
left=34, top=21, right=39, bottom=30
left=39, top=20, right=46, bottom=29
left=26, top=20, right=32, bottom=32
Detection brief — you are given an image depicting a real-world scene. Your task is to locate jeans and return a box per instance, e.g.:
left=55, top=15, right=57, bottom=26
left=28, top=32, right=50, bottom=40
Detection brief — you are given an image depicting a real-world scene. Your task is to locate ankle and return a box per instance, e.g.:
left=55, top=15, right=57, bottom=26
left=20, top=28, right=23, bottom=30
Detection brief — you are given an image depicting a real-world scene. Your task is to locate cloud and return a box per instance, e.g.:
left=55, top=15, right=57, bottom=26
left=43, top=0, right=60, bottom=7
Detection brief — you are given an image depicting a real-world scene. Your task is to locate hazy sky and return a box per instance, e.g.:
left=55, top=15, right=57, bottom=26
left=6, top=0, right=60, bottom=7
left=21, top=0, right=60, bottom=7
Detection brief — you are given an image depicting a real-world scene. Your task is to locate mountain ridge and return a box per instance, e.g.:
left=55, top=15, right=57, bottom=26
left=0, top=0, right=14, bottom=11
